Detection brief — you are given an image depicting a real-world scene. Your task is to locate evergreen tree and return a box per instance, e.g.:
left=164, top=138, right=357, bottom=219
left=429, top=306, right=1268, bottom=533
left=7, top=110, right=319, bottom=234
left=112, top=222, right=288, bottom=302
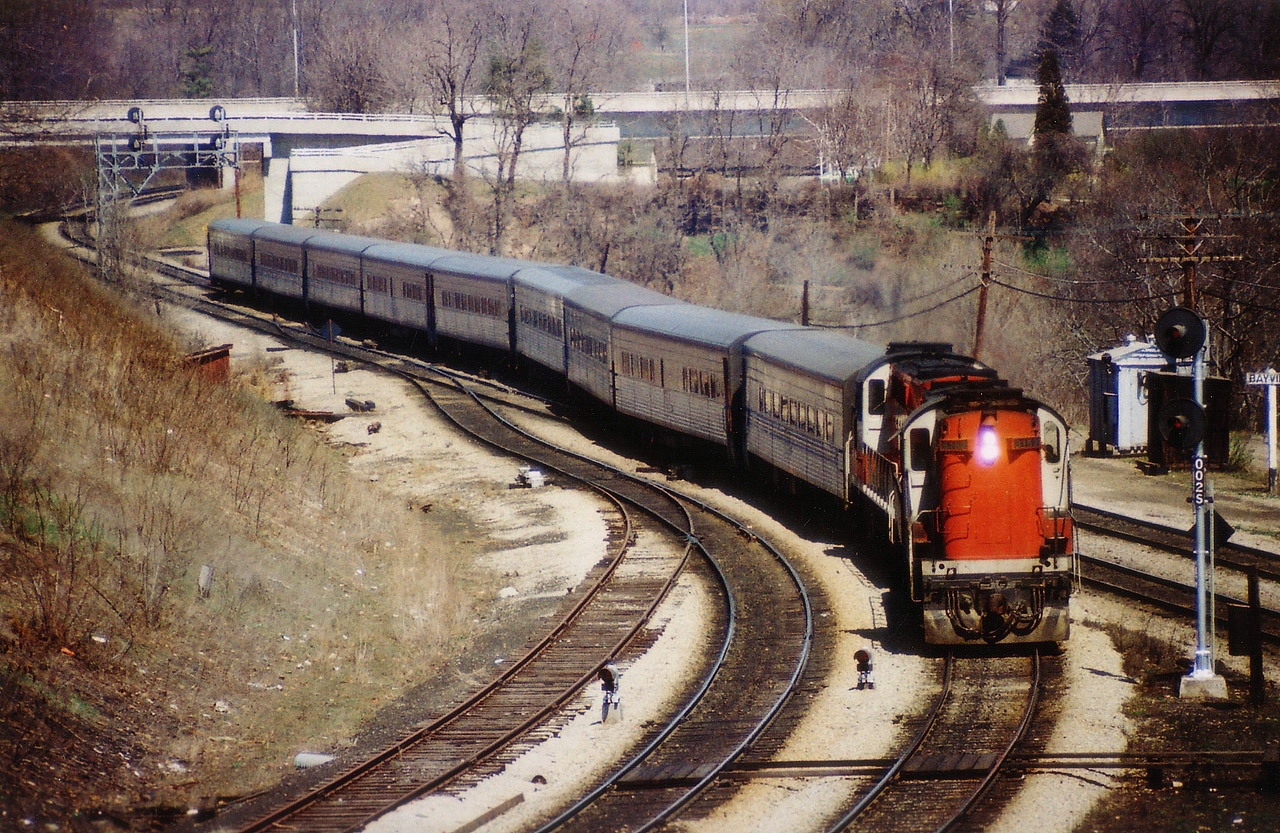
left=1032, top=49, right=1072, bottom=139
left=1037, top=0, right=1082, bottom=80
left=1025, top=48, right=1084, bottom=231
left=181, top=46, right=215, bottom=99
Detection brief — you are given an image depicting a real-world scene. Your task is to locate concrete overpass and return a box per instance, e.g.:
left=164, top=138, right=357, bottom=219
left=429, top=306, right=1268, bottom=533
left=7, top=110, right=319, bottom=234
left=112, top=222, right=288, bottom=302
left=5, top=80, right=1278, bottom=221
left=10, top=80, right=1280, bottom=140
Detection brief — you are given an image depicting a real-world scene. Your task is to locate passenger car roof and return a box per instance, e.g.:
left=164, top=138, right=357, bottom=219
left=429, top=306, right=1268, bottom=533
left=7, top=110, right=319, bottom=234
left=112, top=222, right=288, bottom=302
left=251, top=223, right=321, bottom=245
left=430, top=251, right=530, bottom=281
left=303, top=230, right=386, bottom=255
left=514, top=265, right=619, bottom=296
left=564, top=281, right=684, bottom=318
left=208, top=218, right=272, bottom=236
left=613, top=304, right=803, bottom=350
left=744, top=328, right=885, bottom=382
left=361, top=242, right=454, bottom=269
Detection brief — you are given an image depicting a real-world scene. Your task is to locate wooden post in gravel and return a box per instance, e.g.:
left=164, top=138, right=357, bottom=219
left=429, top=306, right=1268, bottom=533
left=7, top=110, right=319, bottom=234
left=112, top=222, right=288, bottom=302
left=1248, top=567, right=1265, bottom=706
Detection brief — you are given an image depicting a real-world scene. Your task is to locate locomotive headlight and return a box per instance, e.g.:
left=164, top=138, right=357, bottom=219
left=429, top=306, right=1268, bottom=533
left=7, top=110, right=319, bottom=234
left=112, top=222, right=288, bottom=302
left=975, top=424, right=1000, bottom=466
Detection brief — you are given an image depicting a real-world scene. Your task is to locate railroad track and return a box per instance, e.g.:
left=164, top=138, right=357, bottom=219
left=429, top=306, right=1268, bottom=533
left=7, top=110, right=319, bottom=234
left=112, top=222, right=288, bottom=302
left=1073, top=503, right=1280, bottom=645
left=84, top=239, right=818, bottom=831
left=824, top=650, right=1047, bottom=833
left=1075, top=503, right=1280, bottom=581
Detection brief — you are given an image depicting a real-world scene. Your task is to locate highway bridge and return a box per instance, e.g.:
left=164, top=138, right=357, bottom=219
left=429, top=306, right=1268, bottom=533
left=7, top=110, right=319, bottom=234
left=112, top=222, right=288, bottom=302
left=5, top=80, right=1277, bottom=222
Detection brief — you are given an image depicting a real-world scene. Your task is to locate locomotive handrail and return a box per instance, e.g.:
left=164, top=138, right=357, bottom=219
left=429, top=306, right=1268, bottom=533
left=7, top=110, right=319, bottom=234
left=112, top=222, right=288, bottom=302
left=853, top=443, right=899, bottom=509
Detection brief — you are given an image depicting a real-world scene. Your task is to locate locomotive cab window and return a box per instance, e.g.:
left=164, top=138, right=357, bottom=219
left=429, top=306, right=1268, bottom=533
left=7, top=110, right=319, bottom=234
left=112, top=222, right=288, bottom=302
left=1043, top=422, right=1062, bottom=464
left=909, top=428, right=931, bottom=471
left=867, top=379, right=886, bottom=415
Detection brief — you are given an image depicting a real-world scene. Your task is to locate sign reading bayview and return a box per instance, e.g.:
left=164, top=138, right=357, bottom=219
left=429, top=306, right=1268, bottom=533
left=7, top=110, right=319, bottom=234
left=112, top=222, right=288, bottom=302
left=1246, top=369, right=1279, bottom=496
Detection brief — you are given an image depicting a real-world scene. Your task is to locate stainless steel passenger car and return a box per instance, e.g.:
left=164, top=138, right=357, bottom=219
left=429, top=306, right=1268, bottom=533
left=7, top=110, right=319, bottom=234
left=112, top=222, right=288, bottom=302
left=252, top=223, right=318, bottom=300
left=610, top=305, right=802, bottom=449
left=512, top=265, right=618, bottom=375
left=743, top=329, right=884, bottom=500
left=207, top=218, right=269, bottom=290
left=563, top=283, right=683, bottom=407
left=428, top=253, right=525, bottom=351
left=359, top=243, right=452, bottom=336
left=303, top=231, right=385, bottom=314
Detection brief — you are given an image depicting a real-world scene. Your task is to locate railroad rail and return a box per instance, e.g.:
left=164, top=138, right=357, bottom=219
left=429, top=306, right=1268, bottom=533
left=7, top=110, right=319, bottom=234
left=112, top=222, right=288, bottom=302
left=64, top=232, right=819, bottom=831
left=1075, top=503, right=1280, bottom=581
left=825, top=650, right=1046, bottom=833
left=1077, top=554, right=1280, bottom=645
left=1073, top=503, right=1280, bottom=645
left=218, top=371, right=721, bottom=831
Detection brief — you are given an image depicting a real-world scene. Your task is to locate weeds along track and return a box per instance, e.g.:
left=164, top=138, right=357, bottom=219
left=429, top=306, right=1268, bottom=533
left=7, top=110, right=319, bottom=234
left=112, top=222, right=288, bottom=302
left=1074, top=503, right=1280, bottom=644
left=827, top=650, right=1046, bottom=833
left=110, top=245, right=816, bottom=831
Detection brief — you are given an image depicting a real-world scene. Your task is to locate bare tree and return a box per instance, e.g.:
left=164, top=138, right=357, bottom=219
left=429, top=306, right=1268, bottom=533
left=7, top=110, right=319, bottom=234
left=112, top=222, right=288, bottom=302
left=308, top=2, right=391, bottom=112
left=892, top=5, right=977, bottom=182
left=805, top=77, right=882, bottom=204
left=729, top=15, right=811, bottom=217
left=990, top=0, right=1019, bottom=85
left=419, top=0, right=491, bottom=180
left=1177, top=0, right=1237, bottom=80
left=0, top=0, right=110, bottom=100
left=484, top=7, right=553, bottom=254
left=546, top=0, right=628, bottom=184
left=218, top=0, right=295, bottom=96
left=1105, top=0, right=1172, bottom=80
left=1232, top=0, right=1280, bottom=79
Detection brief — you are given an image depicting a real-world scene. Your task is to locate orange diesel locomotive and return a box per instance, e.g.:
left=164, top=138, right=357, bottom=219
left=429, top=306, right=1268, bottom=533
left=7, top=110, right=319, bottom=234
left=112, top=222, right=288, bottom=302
left=853, top=346, right=1074, bottom=644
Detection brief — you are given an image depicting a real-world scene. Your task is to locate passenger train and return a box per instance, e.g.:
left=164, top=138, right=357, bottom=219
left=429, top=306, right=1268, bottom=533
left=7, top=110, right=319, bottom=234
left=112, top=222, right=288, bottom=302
left=207, top=218, right=1076, bottom=645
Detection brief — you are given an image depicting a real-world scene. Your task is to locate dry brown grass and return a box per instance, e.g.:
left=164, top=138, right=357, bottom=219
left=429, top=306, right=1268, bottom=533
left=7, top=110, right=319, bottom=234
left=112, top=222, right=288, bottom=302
left=0, top=221, right=470, bottom=817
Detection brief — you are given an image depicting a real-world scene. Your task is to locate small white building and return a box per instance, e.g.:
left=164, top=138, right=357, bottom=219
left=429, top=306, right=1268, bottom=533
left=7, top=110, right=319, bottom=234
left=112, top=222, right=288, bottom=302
left=1086, top=337, right=1171, bottom=455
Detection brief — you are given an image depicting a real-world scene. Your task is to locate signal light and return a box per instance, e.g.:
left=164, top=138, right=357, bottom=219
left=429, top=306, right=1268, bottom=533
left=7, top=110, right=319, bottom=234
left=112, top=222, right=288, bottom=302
left=1157, top=398, right=1206, bottom=449
left=1154, top=307, right=1207, bottom=359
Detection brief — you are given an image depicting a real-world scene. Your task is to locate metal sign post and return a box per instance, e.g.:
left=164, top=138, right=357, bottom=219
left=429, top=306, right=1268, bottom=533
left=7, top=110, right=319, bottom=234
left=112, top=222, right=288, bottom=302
left=1179, top=338, right=1227, bottom=698
left=1188, top=344, right=1215, bottom=682
left=1154, top=308, right=1227, bottom=700
left=1245, top=368, right=1279, bottom=495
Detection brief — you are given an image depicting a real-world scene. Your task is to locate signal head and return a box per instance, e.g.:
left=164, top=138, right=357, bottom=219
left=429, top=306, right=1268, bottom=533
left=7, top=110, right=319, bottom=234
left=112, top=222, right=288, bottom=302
left=1156, top=398, right=1206, bottom=449
left=1154, top=307, right=1206, bottom=359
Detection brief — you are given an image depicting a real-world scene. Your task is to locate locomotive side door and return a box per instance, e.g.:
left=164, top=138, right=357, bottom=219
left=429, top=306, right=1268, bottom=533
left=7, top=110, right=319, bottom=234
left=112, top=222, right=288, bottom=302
left=1038, top=406, right=1070, bottom=509
left=900, top=409, right=940, bottom=531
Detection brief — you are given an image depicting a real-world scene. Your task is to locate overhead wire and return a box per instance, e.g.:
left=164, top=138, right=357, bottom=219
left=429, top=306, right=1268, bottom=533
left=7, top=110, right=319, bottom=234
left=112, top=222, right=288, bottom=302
left=990, top=257, right=1163, bottom=287
left=811, top=283, right=983, bottom=330
left=986, top=276, right=1180, bottom=304
left=884, top=269, right=979, bottom=306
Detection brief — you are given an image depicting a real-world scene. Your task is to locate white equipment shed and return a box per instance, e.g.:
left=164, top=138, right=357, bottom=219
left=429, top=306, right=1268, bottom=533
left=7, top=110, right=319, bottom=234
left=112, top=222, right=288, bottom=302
left=1086, top=338, right=1171, bottom=455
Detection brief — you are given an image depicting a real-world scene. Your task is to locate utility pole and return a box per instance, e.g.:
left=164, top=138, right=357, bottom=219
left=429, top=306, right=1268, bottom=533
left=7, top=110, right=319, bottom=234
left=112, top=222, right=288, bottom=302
left=292, top=0, right=301, bottom=98
left=973, top=211, right=996, bottom=360
left=948, top=0, right=955, bottom=64
left=683, top=0, right=691, bottom=101
left=1138, top=215, right=1242, bottom=310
